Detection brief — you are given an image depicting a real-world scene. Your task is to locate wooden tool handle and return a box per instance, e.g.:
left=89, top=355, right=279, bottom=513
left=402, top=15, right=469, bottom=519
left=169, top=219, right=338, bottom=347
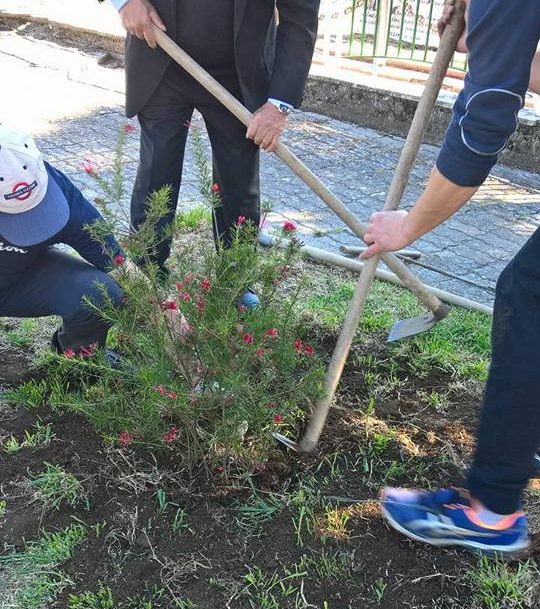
left=152, top=25, right=449, bottom=318
left=299, top=1, right=466, bottom=452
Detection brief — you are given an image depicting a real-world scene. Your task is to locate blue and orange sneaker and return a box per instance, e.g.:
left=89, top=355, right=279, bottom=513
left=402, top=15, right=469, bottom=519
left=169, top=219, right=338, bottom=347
left=380, top=487, right=529, bottom=557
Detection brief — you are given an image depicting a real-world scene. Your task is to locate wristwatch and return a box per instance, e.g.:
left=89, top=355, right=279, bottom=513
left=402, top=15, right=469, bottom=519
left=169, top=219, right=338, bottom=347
left=268, top=99, right=293, bottom=115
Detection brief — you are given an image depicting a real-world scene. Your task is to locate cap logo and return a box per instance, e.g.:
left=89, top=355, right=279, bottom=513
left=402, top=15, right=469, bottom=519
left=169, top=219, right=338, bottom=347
left=4, top=180, right=38, bottom=202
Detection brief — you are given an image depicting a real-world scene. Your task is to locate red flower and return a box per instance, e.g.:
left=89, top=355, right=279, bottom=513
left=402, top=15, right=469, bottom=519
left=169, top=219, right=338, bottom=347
left=238, top=304, right=248, bottom=313
left=123, top=123, right=135, bottom=134
left=243, top=333, right=254, bottom=344
left=196, top=296, right=206, bottom=313
left=114, top=254, right=125, bottom=266
left=82, top=160, right=97, bottom=175
left=237, top=215, right=246, bottom=225
left=264, top=327, right=279, bottom=339
left=63, top=348, right=75, bottom=359
left=155, top=385, right=168, bottom=396
left=168, top=391, right=177, bottom=400
left=282, top=221, right=296, bottom=233
left=161, top=298, right=178, bottom=311
left=163, top=425, right=178, bottom=444
left=211, top=183, right=221, bottom=194
left=304, top=345, right=314, bottom=357
left=294, top=339, right=303, bottom=353
left=216, top=465, right=225, bottom=473
left=80, top=343, right=97, bottom=359
left=273, top=414, right=284, bottom=424
left=179, top=291, right=191, bottom=303
left=200, top=278, right=211, bottom=292
left=175, top=281, right=183, bottom=292
left=184, top=272, right=193, bottom=284
left=118, top=431, right=133, bottom=447
left=255, top=347, right=265, bottom=359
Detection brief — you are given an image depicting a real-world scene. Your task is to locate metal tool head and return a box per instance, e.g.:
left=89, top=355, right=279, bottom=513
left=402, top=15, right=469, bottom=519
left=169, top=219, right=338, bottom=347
left=387, top=312, right=442, bottom=342
left=272, top=432, right=302, bottom=452
left=272, top=432, right=319, bottom=454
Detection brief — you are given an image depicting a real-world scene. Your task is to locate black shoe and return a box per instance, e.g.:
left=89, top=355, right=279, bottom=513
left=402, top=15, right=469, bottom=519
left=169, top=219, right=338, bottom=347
left=51, top=330, right=122, bottom=370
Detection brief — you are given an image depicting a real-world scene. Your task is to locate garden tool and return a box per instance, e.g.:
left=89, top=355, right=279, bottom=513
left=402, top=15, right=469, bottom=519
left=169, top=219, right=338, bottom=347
left=273, top=0, right=467, bottom=453
left=153, top=25, right=450, bottom=342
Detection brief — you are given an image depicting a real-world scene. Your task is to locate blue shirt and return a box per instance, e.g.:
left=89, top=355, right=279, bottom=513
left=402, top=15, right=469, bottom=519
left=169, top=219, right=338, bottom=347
left=0, top=163, right=122, bottom=291
left=437, top=0, right=540, bottom=187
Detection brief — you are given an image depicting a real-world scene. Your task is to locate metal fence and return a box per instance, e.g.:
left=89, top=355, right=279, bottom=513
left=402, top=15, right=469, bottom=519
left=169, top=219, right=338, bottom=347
left=317, top=0, right=467, bottom=71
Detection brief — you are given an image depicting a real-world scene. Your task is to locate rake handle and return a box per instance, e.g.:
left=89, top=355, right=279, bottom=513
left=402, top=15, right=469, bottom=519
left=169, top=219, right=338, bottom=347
left=153, top=26, right=447, bottom=319
left=298, top=0, right=466, bottom=453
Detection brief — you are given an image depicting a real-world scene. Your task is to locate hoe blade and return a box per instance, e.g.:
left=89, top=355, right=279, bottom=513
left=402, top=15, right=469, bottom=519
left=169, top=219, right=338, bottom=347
left=271, top=432, right=301, bottom=452
left=387, top=313, right=441, bottom=342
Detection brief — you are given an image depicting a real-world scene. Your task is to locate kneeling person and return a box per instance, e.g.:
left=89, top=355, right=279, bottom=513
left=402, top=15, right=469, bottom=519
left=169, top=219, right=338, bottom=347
left=0, top=127, right=123, bottom=360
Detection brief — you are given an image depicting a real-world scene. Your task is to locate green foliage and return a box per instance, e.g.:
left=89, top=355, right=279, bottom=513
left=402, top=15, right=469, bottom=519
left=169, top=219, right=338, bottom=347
left=469, top=557, right=539, bottom=609
left=36, top=125, right=324, bottom=471
left=5, top=318, right=38, bottom=349
left=0, top=524, right=86, bottom=609
left=3, top=421, right=54, bottom=453
left=241, top=564, right=309, bottom=609
left=307, top=278, right=491, bottom=380
left=5, top=378, right=49, bottom=409
left=68, top=583, right=165, bottom=609
left=30, top=462, right=84, bottom=509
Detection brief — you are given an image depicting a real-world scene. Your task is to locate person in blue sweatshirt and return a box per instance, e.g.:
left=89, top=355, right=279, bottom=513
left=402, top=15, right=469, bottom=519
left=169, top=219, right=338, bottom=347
left=362, top=0, right=540, bottom=557
left=0, top=126, right=124, bottom=361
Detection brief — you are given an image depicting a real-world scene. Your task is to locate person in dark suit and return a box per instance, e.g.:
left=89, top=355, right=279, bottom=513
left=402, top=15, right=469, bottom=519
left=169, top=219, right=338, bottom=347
left=110, top=0, right=320, bottom=307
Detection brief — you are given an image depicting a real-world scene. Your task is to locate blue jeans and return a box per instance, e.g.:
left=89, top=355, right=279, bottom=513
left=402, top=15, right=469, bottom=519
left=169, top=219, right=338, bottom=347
left=467, top=228, right=540, bottom=513
left=0, top=248, right=122, bottom=352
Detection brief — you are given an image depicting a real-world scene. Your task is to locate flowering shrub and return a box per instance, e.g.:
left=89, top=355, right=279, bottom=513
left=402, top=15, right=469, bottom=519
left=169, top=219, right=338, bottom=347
left=41, top=125, right=324, bottom=471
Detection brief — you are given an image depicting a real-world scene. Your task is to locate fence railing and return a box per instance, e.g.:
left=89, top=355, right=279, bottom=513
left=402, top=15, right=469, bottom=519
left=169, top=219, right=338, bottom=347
left=317, top=0, right=467, bottom=71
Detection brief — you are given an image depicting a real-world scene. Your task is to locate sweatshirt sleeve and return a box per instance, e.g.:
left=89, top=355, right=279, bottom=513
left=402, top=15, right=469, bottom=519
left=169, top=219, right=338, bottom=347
left=46, top=163, right=124, bottom=272
left=436, top=0, right=540, bottom=187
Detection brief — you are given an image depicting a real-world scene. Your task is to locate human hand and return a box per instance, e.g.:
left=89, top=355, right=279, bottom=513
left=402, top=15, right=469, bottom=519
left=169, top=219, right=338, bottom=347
left=119, top=0, right=166, bottom=49
left=361, top=210, right=413, bottom=259
left=437, top=0, right=468, bottom=53
left=246, top=102, right=288, bottom=152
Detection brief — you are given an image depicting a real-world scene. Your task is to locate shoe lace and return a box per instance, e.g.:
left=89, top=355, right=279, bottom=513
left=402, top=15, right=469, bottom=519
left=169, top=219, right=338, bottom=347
left=421, top=488, right=470, bottom=511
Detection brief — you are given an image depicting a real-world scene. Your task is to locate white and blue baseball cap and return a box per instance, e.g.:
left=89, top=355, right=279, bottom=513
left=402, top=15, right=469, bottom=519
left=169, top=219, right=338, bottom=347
left=0, top=126, right=69, bottom=247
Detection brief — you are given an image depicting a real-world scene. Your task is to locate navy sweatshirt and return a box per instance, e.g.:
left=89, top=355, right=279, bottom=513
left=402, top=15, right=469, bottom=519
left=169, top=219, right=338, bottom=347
left=437, top=0, right=540, bottom=187
left=0, top=162, right=122, bottom=291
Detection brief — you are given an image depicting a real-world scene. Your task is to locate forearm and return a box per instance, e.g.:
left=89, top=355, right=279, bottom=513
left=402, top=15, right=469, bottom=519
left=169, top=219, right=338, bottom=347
left=404, top=168, right=478, bottom=241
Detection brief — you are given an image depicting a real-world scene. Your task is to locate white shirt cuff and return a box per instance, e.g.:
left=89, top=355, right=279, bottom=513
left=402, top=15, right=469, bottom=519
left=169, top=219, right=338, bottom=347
left=110, top=0, right=130, bottom=11
left=267, top=98, right=294, bottom=110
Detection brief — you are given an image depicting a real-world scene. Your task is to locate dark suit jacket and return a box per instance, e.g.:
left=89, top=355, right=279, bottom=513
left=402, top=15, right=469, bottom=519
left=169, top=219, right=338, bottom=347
left=124, top=0, right=320, bottom=117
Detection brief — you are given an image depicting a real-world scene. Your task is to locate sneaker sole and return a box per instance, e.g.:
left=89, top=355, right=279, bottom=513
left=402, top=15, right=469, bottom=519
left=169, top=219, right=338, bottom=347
left=381, top=504, right=530, bottom=558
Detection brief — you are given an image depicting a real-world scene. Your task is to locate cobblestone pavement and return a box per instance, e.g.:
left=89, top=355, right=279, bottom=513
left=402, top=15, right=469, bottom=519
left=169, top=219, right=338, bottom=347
left=3, top=26, right=540, bottom=306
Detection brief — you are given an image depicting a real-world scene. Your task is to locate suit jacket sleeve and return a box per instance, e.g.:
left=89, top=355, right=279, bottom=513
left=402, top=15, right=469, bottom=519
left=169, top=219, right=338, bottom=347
left=269, top=0, right=320, bottom=107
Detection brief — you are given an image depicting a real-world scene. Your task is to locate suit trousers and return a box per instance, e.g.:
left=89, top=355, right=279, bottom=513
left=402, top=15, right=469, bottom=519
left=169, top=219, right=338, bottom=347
left=130, top=63, right=260, bottom=267
left=466, top=226, right=540, bottom=514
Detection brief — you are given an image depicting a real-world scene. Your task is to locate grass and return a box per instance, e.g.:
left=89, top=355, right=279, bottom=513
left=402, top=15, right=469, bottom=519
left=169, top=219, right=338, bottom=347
left=5, top=318, right=38, bottom=349
left=3, top=421, right=54, bottom=453
left=0, top=524, right=86, bottom=609
left=30, top=462, right=85, bottom=509
left=469, top=557, right=540, bottom=609
left=174, top=206, right=212, bottom=232
left=305, top=277, right=491, bottom=380
left=241, top=564, right=309, bottom=609
left=68, top=583, right=166, bottom=609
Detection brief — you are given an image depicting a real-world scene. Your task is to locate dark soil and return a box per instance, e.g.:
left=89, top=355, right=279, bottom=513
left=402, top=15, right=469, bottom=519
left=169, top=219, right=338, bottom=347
left=2, top=339, right=538, bottom=609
